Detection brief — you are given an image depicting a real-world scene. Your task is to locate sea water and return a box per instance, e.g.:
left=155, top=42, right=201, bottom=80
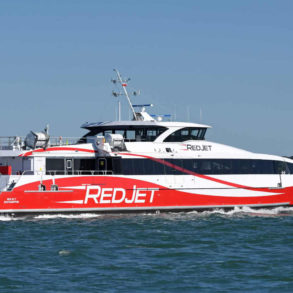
left=1, top=207, right=293, bottom=292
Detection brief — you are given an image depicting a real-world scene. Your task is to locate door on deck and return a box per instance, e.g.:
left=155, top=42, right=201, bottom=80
left=65, top=158, right=73, bottom=175
left=97, top=158, right=107, bottom=174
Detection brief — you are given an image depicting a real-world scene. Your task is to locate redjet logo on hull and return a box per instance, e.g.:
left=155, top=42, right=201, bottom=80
left=84, top=185, right=158, bottom=204
left=186, top=144, right=212, bottom=151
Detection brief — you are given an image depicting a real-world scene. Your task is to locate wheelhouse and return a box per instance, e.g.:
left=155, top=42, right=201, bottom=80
left=80, top=121, right=209, bottom=143
left=164, top=127, right=206, bottom=142
left=81, top=125, right=167, bottom=142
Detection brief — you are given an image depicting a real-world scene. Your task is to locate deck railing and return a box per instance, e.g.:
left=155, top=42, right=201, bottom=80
left=3, top=170, right=113, bottom=176
left=46, top=170, right=113, bottom=176
left=49, top=137, right=81, bottom=146
left=0, top=136, right=81, bottom=150
left=0, top=136, right=24, bottom=150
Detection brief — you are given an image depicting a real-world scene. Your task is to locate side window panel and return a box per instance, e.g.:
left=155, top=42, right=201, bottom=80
left=46, top=159, right=64, bottom=175
left=46, top=158, right=291, bottom=176
left=164, top=127, right=207, bottom=142
left=287, top=163, right=293, bottom=174
left=115, top=130, right=125, bottom=136
left=86, top=127, right=167, bottom=142
left=125, top=130, right=135, bottom=141
left=274, top=161, right=290, bottom=174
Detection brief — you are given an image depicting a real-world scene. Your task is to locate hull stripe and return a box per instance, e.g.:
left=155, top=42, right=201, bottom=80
left=20, top=147, right=97, bottom=157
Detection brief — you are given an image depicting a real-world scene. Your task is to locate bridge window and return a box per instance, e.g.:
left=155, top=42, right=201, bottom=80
left=81, top=126, right=167, bottom=142
left=164, top=128, right=206, bottom=142
left=126, top=130, right=135, bottom=141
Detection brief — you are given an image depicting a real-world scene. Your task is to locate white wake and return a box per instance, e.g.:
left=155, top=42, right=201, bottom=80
left=1, top=206, right=293, bottom=221
left=34, top=213, right=101, bottom=219
left=186, top=206, right=293, bottom=217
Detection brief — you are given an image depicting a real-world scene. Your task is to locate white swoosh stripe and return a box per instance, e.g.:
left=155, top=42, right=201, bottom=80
left=185, top=188, right=282, bottom=197
left=56, top=200, right=84, bottom=204
left=59, top=186, right=86, bottom=190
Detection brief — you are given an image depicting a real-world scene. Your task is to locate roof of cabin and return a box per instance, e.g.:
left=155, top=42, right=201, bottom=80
left=81, top=120, right=211, bottom=130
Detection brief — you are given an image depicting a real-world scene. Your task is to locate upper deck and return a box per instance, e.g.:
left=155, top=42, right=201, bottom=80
left=80, top=119, right=211, bottom=144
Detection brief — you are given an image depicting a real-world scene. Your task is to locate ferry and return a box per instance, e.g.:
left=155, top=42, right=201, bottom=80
left=1, top=69, right=293, bottom=214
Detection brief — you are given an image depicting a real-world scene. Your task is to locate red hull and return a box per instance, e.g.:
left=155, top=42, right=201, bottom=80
left=1, top=176, right=292, bottom=213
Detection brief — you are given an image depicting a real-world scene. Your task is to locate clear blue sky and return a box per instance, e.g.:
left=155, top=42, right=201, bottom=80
left=0, top=1, right=293, bottom=155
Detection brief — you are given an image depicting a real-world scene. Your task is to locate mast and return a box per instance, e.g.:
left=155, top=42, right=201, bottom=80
left=112, top=69, right=137, bottom=121
left=118, top=100, right=121, bottom=121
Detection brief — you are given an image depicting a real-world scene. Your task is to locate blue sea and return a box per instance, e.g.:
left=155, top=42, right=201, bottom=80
left=1, top=207, right=293, bottom=293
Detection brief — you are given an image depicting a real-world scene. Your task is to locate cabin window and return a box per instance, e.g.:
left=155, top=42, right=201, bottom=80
left=46, top=159, right=65, bottom=175
left=74, top=159, right=95, bottom=172
left=46, top=157, right=121, bottom=175
left=287, top=163, right=293, bottom=174
left=125, top=130, right=136, bottom=141
left=115, top=130, right=124, bottom=136
left=274, top=161, right=290, bottom=174
left=104, top=130, right=113, bottom=135
left=81, top=126, right=167, bottom=142
left=122, top=158, right=165, bottom=175
left=119, top=158, right=288, bottom=175
left=112, top=157, right=122, bottom=174
left=164, top=128, right=206, bottom=142
left=45, top=158, right=293, bottom=176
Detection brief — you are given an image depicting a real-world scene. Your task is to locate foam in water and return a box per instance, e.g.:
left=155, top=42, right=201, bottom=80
left=1, top=207, right=293, bottom=221
left=0, top=215, right=18, bottom=221
left=34, top=213, right=101, bottom=219
left=187, top=206, right=293, bottom=217
left=58, top=249, right=71, bottom=256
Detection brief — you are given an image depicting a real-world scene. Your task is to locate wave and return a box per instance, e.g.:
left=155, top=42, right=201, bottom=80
left=0, top=215, right=19, bottom=221
left=186, top=206, right=293, bottom=217
left=0, top=213, right=101, bottom=221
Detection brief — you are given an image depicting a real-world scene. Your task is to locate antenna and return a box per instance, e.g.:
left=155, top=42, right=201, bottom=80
left=173, top=104, right=176, bottom=121
left=112, top=69, right=138, bottom=120
left=132, top=104, right=154, bottom=113
left=118, top=100, right=121, bottom=121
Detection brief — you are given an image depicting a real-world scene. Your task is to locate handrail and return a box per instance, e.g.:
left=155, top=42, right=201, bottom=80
left=11, top=170, right=35, bottom=187
left=46, top=170, right=113, bottom=176
left=6, top=170, right=114, bottom=176
left=0, top=136, right=82, bottom=150
left=1, top=169, right=114, bottom=191
left=0, top=136, right=24, bottom=150
left=49, top=137, right=81, bottom=146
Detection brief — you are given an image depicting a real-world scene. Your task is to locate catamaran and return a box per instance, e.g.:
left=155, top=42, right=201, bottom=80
left=1, top=69, right=293, bottom=214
